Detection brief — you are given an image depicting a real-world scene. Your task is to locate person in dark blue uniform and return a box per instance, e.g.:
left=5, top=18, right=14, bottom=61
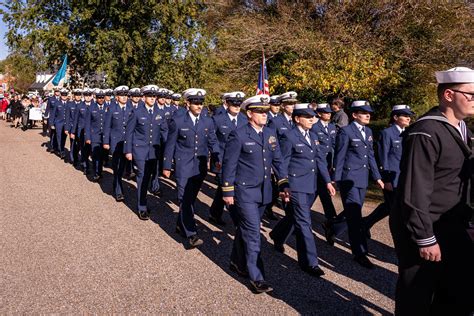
left=45, top=87, right=61, bottom=153
left=71, top=88, right=95, bottom=174
left=362, top=104, right=413, bottom=237
left=104, top=89, right=114, bottom=108
left=208, top=91, right=247, bottom=226
left=163, top=88, right=220, bottom=248
left=333, top=100, right=384, bottom=269
left=213, top=94, right=228, bottom=117
left=222, top=94, right=289, bottom=293
left=311, top=103, right=341, bottom=245
left=128, top=88, right=142, bottom=109
left=65, top=89, right=83, bottom=165
left=49, top=88, right=69, bottom=159
left=103, top=86, right=133, bottom=202
left=266, top=94, right=280, bottom=124
left=150, top=87, right=173, bottom=196
left=267, top=91, right=297, bottom=140
left=125, top=85, right=168, bottom=220
left=271, top=103, right=336, bottom=276
left=170, top=93, right=182, bottom=113
left=85, top=89, right=108, bottom=181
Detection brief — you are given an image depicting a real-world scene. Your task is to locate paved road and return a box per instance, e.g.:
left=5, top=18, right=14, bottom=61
left=0, top=122, right=397, bottom=314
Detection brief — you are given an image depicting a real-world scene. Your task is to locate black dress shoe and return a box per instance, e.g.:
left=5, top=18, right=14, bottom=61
left=115, top=194, right=124, bottom=202
left=92, top=175, right=101, bottom=182
left=188, top=235, right=203, bottom=248
left=354, top=255, right=375, bottom=269
left=209, top=215, right=226, bottom=226
left=229, top=261, right=249, bottom=277
left=250, top=280, right=273, bottom=294
left=269, top=232, right=285, bottom=253
left=302, top=265, right=325, bottom=277
left=60, top=152, right=66, bottom=159
left=138, top=210, right=150, bottom=221
left=322, top=221, right=335, bottom=246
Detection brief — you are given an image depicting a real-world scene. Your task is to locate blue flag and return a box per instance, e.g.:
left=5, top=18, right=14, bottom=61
left=52, top=55, right=68, bottom=86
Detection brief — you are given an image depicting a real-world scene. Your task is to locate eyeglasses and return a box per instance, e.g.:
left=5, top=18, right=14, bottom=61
left=451, top=90, right=474, bottom=101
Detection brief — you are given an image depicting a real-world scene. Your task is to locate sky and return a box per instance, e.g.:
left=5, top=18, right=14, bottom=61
left=0, top=18, right=10, bottom=60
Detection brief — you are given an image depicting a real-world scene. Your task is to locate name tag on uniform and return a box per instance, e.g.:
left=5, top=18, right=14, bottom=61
left=394, top=140, right=401, bottom=143
left=317, top=132, right=324, bottom=135
left=180, top=128, right=189, bottom=131
left=351, top=138, right=361, bottom=141
left=244, top=142, right=256, bottom=145
left=113, top=111, right=119, bottom=115
left=280, top=127, right=288, bottom=130
left=296, top=143, right=305, bottom=147
left=221, top=125, right=228, bottom=128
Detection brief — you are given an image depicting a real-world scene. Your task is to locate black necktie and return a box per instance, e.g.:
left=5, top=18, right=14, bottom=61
left=324, top=125, right=328, bottom=133
left=149, top=109, right=153, bottom=115
left=304, top=131, right=310, bottom=144
left=289, top=120, right=293, bottom=127
left=232, top=118, right=237, bottom=127
left=195, top=117, right=199, bottom=126
left=258, top=131, right=263, bottom=142
left=99, top=106, right=103, bottom=111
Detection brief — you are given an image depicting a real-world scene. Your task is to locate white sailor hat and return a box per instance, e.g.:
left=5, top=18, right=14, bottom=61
left=390, top=104, right=414, bottom=116
left=349, top=100, right=373, bottom=113
left=316, top=103, right=333, bottom=113
left=141, top=85, right=159, bottom=96
left=241, top=94, right=270, bottom=111
left=293, top=103, right=316, bottom=117
left=183, top=88, right=206, bottom=103
left=59, top=88, right=69, bottom=95
left=72, top=88, right=82, bottom=95
left=224, top=91, right=246, bottom=105
left=128, top=87, right=142, bottom=97
left=82, top=88, right=93, bottom=95
left=269, top=95, right=281, bottom=105
left=171, top=93, right=182, bottom=101
left=104, top=88, right=114, bottom=96
left=435, top=67, right=474, bottom=84
left=114, top=85, right=129, bottom=96
left=157, top=88, right=170, bottom=97
left=53, top=87, right=61, bottom=91
left=166, top=90, right=174, bottom=97
left=95, top=88, right=106, bottom=97
left=278, top=91, right=298, bottom=104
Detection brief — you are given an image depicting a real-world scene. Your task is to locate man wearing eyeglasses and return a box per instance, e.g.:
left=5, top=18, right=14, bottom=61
left=390, top=67, right=474, bottom=315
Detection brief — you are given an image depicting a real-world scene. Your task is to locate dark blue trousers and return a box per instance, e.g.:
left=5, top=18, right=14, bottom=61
left=69, top=136, right=79, bottom=164
left=111, top=142, right=127, bottom=197
left=77, top=129, right=90, bottom=170
left=91, top=142, right=106, bottom=177
left=54, top=124, right=67, bottom=154
left=339, top=183, right=368, bottom=257
left=135, top=159, right=157, bottom=212
left=209, top=173, right=225, bottom=219
left=315, top=176, right=337, bottom=220
left=150, top=147, right=165, bottom=193
left=176, top=173, right=206, bottom=238
left=233, top=200, right=267, bottom=282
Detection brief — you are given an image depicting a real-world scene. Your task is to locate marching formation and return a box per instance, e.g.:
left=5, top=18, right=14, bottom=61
left=39, top=83, right=409, bottom=294
left=10, top=67, right=473, bottom=315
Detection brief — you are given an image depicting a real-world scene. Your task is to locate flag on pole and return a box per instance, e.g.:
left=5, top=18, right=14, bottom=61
left=256, top=49, right=269, bottom=95
left=52, top=55, right=68, bottom=86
